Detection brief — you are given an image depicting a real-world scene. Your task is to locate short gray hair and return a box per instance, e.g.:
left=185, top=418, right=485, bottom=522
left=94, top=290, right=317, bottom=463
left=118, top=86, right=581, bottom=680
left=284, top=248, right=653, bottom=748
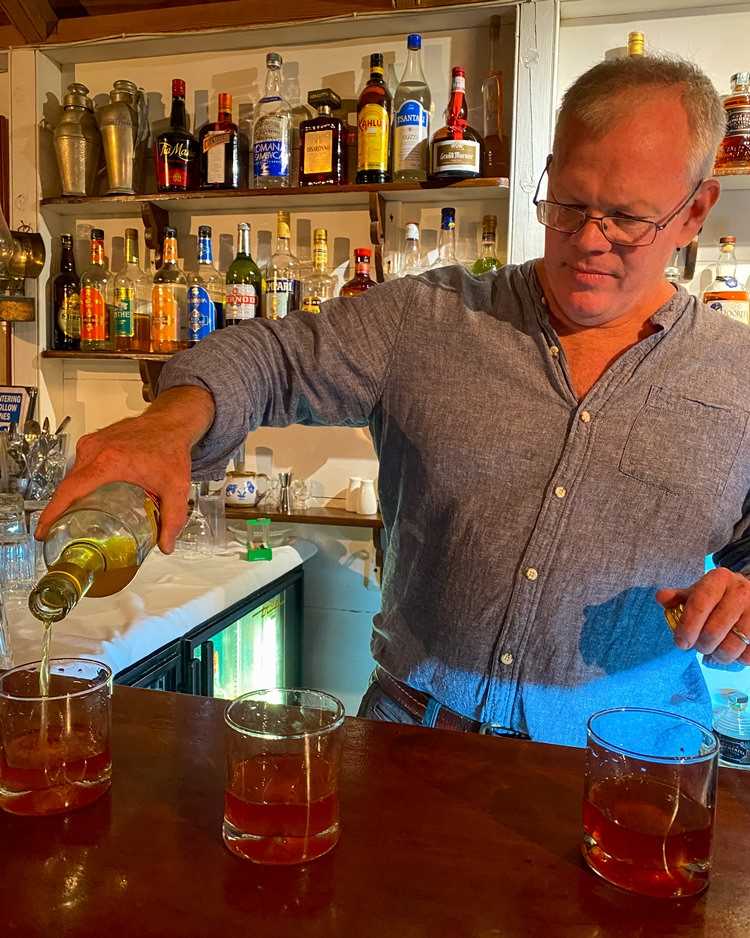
left=554, top=54, right=725, bottom=183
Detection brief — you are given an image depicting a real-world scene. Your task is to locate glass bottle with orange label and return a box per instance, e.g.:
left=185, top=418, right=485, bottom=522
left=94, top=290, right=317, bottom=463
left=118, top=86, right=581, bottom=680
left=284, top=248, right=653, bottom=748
left=340, top=248, right=378, bottom=297
left=356, top=53, right=392, bottom=185
left=299, top=89, right=345, bottom=186
left=151, top=227, right=188, bottom=353
left=80, top=228, right=112, bottom=352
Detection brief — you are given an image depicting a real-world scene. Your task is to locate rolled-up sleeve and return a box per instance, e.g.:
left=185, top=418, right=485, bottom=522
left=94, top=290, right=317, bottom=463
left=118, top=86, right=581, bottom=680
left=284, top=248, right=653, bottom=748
left=157, top=277, right=412, bottom=477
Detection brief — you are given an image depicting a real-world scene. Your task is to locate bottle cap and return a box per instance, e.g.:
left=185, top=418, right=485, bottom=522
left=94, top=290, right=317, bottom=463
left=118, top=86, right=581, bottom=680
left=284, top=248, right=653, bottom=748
left=198, top=225, right=212, bottom=238
left=441, top=207, right=456, bottom=229
left=451, top=66, right=466, bottom=78
left=482, top=214, right=498, bottom=232
left=238, top=222, right=250, bottom=232
left=720, top=235, right=737, bottom=244
left=355, top=248, right=372, bottom=259
left=405, top=223, right=420, bottom=241
left=307, top=87, right=342, bottom=111
left=91, top=228, right=104, bottom=241
left=164, top=226, right=176, bottom=238
left=731, top=72, right=750, bottom=88
left=714, top=692, right=750, bottom=743
left=218, top=92, right=232, bottom=112
left=370, top=52, right=384, bottom=72
left=627, top=31, right=645, bottom=56
left=61, top=233, right=73, bottom=245
left=407, top=34, right=422, bottom=51
left=313, top=227, right=328, bottom=241
left=125, top=227, right=138, bottom=240
left=267, top=52, right=282, bottom=69
left=172, top=78, right=186, bottom=98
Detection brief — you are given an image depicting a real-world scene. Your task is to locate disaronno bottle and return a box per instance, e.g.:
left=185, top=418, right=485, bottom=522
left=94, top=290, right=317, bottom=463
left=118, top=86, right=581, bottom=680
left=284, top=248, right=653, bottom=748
left=28, top=483, right=159, bottom=623
left=356, top=53, right=392, bottom=184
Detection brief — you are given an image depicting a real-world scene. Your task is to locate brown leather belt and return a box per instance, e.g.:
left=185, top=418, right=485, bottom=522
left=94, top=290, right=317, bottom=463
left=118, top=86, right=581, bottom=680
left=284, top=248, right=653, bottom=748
left=374, top=667, right=486, bottom=733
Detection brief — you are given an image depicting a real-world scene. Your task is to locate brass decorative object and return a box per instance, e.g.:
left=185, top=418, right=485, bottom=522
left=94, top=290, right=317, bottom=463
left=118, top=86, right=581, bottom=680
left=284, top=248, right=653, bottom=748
left=53, top=82, right=101, bottom=197
left=96, top=80, right=150, bottom=195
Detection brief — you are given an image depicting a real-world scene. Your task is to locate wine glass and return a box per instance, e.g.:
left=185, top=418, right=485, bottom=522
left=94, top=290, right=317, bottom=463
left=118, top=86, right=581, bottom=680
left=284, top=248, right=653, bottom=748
left=175, top=483, right=213, bottom=556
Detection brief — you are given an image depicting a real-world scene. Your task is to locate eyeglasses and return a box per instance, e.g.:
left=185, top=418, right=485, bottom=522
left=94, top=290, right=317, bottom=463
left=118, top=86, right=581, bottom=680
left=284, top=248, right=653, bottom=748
left=532, top=157, right=704, bottom=247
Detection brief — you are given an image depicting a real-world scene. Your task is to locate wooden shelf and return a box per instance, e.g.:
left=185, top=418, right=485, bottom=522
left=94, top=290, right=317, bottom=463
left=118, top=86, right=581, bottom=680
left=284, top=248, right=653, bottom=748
left=39, top=178, right=510, bottom=217
left=225, top=504, right=383, bottom=529
left=717, top=174, right=750, bottom=191
left=42, top=350, right=172, bottom=362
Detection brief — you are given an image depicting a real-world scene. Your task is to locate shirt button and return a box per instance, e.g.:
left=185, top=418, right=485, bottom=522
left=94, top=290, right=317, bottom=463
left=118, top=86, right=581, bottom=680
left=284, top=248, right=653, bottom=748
left=554, top=485, right=567, bottom=498
left=500, top=652, right=514, bottom=666
left=549, top=345, right=559, bottom=357
left=524, top=567, right=538, bottom=581
left=580, top=410, right=591, bottom=424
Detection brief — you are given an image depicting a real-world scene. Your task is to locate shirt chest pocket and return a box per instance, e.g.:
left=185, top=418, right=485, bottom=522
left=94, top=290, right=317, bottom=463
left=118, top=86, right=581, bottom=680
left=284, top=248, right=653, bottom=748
left=619, top=386, right=748, bottom=497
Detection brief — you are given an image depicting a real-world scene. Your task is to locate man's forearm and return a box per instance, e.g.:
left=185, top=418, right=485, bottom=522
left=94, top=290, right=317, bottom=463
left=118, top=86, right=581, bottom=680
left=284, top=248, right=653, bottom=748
left=146, top=385, right=215, bottom=447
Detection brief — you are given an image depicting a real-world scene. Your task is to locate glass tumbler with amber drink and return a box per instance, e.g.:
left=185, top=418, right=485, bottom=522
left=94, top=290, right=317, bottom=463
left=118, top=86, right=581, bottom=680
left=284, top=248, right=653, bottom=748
left=582, top=707, right=718, bottom=898
left=0, top=658, right=112, bottom=816
left=223, top=688, right=345, bottom=864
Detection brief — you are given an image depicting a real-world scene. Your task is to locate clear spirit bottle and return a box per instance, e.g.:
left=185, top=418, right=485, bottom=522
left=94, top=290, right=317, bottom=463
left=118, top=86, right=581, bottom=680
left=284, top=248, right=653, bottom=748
left=188, top=225, right=223, bottom=342
left=428, top=207, right=459, bottom=270
left=398, top=222, right=423, bottom=276
left=151, top=227, right=188, bottom=353
left=225, top=222, right=262, bottom=324
left=28, top=483, right=159, bottom=623
left=80, top=228, right=112, bottom=352
left=263, top=211, right=300, bottom=319
left=301, top=228, right=335, bottom=313
left=113, top=228, right=151, bottom=352
left=253, top=52, right=292, bottom=188
left=392, top=34, right=431, bottom=182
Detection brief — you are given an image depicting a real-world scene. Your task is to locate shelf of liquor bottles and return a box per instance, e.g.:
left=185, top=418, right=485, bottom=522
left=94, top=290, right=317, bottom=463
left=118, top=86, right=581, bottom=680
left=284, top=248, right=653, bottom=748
left=41, top=350, right=172, bottom=362
left=39, top=179, right=510, bottom=218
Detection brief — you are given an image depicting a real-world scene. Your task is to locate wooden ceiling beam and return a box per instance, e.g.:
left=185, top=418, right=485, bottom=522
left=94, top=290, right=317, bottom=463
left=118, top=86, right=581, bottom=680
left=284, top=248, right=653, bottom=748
left=0, top=0, right=57, bottom=43
left=46, top=0, right=394, bottom=44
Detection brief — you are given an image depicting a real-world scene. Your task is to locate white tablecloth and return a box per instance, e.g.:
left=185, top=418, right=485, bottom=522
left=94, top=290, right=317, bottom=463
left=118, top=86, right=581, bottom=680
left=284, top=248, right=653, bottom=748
left=5, top=539, right=317, bottom=675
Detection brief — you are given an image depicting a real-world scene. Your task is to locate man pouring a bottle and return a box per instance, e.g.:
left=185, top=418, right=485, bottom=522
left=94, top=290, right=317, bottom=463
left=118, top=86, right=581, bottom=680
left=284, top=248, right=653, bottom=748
left=38, top=53, right=750, bottom=747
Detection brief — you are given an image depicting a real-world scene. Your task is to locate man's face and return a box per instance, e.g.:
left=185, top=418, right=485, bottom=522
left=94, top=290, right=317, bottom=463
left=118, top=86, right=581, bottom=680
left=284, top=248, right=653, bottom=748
left=542, top=89, right=717, bottom=326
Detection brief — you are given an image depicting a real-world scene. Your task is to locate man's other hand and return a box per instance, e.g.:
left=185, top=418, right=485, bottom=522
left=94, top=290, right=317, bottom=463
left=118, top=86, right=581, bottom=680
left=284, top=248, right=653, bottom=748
left=657, top=567, right=750, bottom=665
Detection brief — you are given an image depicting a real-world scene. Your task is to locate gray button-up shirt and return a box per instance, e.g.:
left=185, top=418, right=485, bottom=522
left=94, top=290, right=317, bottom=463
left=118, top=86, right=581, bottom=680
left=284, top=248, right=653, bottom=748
left=159, top=261, right=750, bottom=746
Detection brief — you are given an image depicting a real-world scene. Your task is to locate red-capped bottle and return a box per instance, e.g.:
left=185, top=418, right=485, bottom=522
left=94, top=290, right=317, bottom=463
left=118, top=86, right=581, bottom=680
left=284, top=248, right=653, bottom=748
left=199, top=92, right=242, bottom=190
left=429, top=66, right=483, bottom=181
left=154, top=79, right=200, bottom=192
left=340, top=247, right=378, bottom=296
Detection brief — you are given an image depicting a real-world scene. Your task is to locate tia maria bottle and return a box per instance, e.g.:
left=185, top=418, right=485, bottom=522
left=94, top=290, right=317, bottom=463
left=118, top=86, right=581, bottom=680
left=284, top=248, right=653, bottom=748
left=154, top=79, right=200, bottom=192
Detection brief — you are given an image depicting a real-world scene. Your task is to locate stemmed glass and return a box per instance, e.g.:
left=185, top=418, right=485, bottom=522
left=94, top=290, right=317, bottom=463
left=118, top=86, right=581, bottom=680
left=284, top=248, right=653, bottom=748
left=175, top=482, right=213, bottom=556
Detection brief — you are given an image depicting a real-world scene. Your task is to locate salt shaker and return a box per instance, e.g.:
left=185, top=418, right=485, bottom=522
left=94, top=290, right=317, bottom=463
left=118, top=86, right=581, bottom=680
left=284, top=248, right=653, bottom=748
left=345, top=477, right=362, bottom=513
left=358, top=479, right=378, bottom=516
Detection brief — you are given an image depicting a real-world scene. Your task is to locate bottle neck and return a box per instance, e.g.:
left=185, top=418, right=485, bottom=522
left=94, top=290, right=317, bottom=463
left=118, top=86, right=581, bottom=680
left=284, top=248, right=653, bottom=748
left=481, top=235, right=496, bottom=258
left=28, top=543, right=105, bottom=624
left=125, top=236, right=140, bottom=267
left=198, top=236, right=214, bottom=265
left=163, top=236, right=178, bottom=264
left=369, top=67, right=385, bottom=87
left=405, top=237, right=420, bottom=256
left=313, top=241, right=328, bottom=272
left=264, top=68, right=282, bottom=100
left=237, top=228, right=251, bottom=257
left=447, top=75, right=468, bottom=123
left=438, top=227, right=456, bottom=260
left=402, top=48, right=426, bottom=85
left=170, top=95, right=188, bottom=132
left=60, top=244, right=76, bottom=274
left=218, top=106, right=232, bottom=124
left=355, top=255, right=371, bottom=277
left=90, top=240, right=105, bottom=266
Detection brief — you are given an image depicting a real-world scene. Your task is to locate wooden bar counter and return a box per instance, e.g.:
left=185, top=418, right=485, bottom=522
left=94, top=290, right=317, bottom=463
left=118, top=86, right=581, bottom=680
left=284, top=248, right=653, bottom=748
left=2, top=686, right=748, bottom=937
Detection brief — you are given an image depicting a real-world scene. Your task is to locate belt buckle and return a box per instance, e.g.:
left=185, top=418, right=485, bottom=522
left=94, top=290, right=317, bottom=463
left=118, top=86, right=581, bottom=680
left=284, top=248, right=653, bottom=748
left=479, top=722, right=506, bottom=736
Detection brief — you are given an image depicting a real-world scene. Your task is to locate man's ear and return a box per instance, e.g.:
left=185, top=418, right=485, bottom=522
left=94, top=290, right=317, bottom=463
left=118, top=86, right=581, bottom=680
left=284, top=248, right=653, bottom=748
left=675, top=179, right=720, bottom=249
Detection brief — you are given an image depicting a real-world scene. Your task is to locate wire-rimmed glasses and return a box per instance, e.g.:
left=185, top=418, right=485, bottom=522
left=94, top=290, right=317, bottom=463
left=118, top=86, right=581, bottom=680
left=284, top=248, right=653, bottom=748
left=533, top=157, right=703, bottom=247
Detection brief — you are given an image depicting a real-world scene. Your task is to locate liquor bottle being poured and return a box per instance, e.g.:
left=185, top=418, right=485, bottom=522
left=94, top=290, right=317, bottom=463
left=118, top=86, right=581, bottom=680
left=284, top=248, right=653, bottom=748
left=28, top=483, right=159, bottom=624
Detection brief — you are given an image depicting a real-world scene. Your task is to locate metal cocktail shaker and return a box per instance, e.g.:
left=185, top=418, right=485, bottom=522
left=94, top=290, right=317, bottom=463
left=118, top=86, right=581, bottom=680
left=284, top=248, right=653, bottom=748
left=96, top=80, right=150, bottom=195
left=53, top=82, right=100, bottom=197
